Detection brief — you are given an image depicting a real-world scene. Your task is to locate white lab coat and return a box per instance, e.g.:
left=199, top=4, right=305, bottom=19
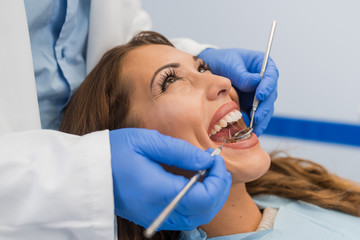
left=0, top=1, right=211, bottom=239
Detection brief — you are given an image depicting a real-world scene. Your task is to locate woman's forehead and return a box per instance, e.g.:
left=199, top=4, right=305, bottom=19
left=125, top=44, right=192, bottom=67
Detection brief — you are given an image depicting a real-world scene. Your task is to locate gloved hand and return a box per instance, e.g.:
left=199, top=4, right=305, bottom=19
left=198, top=48, right=279, bottom=136
left=109, top=128, right=232, bottom=230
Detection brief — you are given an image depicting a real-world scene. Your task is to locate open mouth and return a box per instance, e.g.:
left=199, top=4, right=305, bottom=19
left=209, top=110, right=248, bottom=143
left=208, top=101, right=248, bottom=143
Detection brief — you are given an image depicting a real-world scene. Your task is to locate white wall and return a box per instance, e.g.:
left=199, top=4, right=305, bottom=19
left=142, top=0, right=360, bottom=183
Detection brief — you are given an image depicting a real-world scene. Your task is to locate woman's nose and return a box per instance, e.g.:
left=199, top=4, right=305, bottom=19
left=201, top=74, right=232, bottom=101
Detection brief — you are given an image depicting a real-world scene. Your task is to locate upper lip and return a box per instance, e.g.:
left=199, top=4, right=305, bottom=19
left=207, top=101, right=239, bottom=135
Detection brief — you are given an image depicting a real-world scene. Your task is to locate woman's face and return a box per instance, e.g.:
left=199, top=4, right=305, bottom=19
left=121, top=44, right=270, bottom=183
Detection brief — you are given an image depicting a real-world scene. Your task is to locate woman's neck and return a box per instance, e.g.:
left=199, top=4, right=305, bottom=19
left=200, top=183, right=262, bottom=238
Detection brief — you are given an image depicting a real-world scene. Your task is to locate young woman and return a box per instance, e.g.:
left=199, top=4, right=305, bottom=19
left=60, top=31, right=360, bottom=240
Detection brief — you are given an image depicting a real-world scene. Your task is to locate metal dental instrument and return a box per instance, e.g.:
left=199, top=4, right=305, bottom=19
left=233, top=127, right=253, bottom=140
left=233, top=20, right=277, bottom=140
left=144, top=131, right=231, bottom=238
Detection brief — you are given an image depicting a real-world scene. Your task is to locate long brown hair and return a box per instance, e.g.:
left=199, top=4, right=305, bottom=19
left=61, top=31, right=179, bottom=240
left=247, top=152, right=360, bottom=216
left=60, top=31, right=174, bottom=135
left=61, top=31, right=360, bottom=239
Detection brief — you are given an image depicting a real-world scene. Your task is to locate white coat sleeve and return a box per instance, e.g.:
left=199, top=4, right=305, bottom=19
left=0, top=130, right=114, bottom=240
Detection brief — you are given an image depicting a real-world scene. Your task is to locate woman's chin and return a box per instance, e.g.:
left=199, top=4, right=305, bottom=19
left=223, top=143, right=271, bottom=184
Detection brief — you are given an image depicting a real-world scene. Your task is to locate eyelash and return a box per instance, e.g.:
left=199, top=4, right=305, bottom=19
left=158, top=69, right=182, bottom=92
left=157, top=61, right=211, bottom=93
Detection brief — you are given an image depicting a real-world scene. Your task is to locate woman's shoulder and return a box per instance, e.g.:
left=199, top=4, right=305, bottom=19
left=253, top=195, right=294, bottom=209
left=254, top=194, right=360, bottom=222
left=254, top=195, right=360, bottom=239
left=180, top=195, right=360, bottom=240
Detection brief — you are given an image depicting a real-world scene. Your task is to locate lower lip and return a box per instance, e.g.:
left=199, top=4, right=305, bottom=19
left=220, top=133, right=259, bottom=150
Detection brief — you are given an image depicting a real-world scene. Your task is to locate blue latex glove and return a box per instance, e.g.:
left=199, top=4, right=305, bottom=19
left=198, top=48, right=279, bottom=136
left=109, top=128, right=232, bottom=230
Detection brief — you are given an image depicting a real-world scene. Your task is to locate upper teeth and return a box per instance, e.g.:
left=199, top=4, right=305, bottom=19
left=209, top=110, right=242, bottom=136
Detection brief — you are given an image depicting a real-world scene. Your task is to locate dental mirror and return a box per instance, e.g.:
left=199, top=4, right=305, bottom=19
left=232, top=127, right=253, bottom=140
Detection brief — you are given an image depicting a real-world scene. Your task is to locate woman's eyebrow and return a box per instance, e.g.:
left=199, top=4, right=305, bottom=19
left=150, top=63, right=180, bottom=89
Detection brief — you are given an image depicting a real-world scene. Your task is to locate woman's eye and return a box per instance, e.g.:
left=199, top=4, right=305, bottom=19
left=198, top=62, right=211, bottom=73
left=158, top=69, right=182, bottom=93
left=164, top=77, right=177, bottom=87
left=198, top=66, right=206, bottom=73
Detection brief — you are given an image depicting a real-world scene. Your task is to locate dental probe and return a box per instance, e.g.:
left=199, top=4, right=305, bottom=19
left=144, top=137, right=230, bottom=238
left=249, top=20, right=277, bottom=129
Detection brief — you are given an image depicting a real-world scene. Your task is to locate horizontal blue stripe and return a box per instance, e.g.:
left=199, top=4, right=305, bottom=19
left=263, top=116, right=360, bottom=147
